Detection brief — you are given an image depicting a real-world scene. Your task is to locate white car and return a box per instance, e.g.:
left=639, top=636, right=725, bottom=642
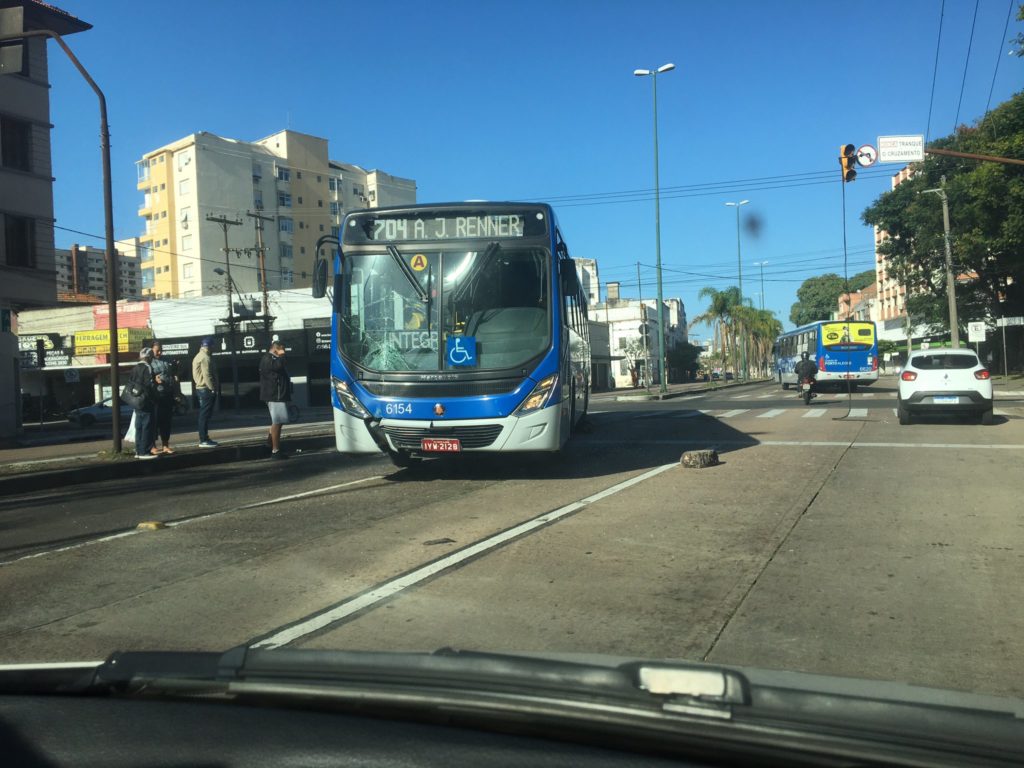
left=896, top=348, right=994, bottom=425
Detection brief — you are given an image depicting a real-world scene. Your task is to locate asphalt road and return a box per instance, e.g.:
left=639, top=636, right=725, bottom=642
left=2, top=381, right=1023, bottom=700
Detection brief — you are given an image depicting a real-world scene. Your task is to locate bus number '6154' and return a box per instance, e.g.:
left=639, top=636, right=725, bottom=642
left=385, top=402, right=413, bottom=416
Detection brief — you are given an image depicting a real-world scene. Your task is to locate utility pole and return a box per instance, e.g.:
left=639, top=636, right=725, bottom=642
left=206, top=214, right=242, bottom=413
left=636, top=262, right=649, bottom=389
left=921, top=176, right=960, bottom=349
left=247, top=210, right=275, bottom=343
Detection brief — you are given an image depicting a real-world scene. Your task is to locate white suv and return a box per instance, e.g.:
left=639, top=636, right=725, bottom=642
left=897, top=349, right=994, bottom=425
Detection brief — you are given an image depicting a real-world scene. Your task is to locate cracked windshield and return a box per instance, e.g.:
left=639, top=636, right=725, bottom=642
left=3, top=0, right=1024, bottom=757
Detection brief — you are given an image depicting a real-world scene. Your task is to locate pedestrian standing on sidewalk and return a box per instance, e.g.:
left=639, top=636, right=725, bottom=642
left=192, top=337, right=219, bottom=448
left=126, top=347, right=159, bottom=460
left=259, top=339, right=292, bottom=459
left=150, top=341, right=177, bottom=454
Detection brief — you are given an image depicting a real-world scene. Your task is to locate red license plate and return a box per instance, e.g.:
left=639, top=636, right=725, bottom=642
left=421, top=437, right=461, bottom=453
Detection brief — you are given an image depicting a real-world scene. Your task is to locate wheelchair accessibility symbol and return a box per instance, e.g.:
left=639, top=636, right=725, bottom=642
left=446, top=336, right=477, bottom=367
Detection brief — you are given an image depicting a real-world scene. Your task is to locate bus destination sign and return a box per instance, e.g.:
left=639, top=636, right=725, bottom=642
left=345, top=210, right=547, bottom=244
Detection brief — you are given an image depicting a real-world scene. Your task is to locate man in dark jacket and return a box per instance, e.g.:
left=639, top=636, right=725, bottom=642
left=259, top=339, right=291, bottom=459
left=794, top=351, right=818, bottom=386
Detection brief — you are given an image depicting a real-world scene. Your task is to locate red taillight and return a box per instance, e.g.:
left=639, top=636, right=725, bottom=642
left=974, top=369, right=991, bottom=380
left=818, top=356, right=825, bottom=372
left=901, top=370, right=917, bottom=381
left=870, top=356, right=878, bottom=371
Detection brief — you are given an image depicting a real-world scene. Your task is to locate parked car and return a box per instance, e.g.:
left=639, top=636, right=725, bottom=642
left=896, top=349, right=993, bottom=425
left=67, top=398, right=133, bottom=428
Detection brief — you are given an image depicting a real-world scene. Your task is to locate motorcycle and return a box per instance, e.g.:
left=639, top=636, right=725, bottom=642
left=798, top=377, right=817, bottom=406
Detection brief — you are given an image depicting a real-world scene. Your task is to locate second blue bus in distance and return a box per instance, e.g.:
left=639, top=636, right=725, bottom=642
left=311, top=203, right=590, bottom=466
left=774, top=320, right=879, bottom=389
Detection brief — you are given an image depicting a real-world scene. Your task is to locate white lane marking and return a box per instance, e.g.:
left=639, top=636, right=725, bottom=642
left=675, top=394, right=707, bottom=401
left=861, top=393, right=875, bottom=398
left=848, top=408, right=868, bottom=418
left=237, top=476, right=385, bottom=510
left=730, top=394, right=752, bottom=400
left=892, top=408, right=898, bottom=416
left=802, top=409, right=827, bottom=418
left=996, top=390, right=1024, bottom=397
left=0, top=475, right=386, bottom=567
left=756, top=393, right=776, bottom=399
left=718, top=409, right=749, bottom=418
left=251, top=462, right=680, bottom=649
left=588, top=439, right=1024, bottom=450
left=757, top=409, right=786, bottom=419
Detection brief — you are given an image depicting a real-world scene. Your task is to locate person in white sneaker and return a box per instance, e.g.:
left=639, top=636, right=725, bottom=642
left=192, top=337, right=219, bottom=447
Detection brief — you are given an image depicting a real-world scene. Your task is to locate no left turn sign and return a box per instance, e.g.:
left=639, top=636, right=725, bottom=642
left=856, top=144, right=878, bottom=167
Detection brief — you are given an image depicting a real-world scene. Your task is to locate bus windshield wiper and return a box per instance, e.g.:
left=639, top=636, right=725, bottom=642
left=386, top=245, right=427, bottom=302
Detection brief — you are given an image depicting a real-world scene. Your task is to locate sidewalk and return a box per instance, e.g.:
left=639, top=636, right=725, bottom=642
left=0, top=409, right=337, bottom=497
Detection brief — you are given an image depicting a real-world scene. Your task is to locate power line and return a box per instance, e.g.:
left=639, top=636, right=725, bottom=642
left=926, top=0, right=946, bottom=143
left=954, top=0, right=982, bottom=132
left=984, top=0, right=1015, bottom=118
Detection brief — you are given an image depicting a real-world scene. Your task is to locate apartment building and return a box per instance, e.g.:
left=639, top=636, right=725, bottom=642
left=0, top=0, right=90, bottom=438
left=54, top=243, right=140, bottom=300
left=135, top=129, right=416, bottom=301
left=874, top=165, right=914, bottom=327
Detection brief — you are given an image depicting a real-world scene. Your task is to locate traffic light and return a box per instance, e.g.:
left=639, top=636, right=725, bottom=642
left=839, top=144, right=857, bottom=183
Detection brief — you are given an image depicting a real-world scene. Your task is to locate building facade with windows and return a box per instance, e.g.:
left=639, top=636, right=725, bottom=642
left=135, top=129, right=416, bottom=301
left=0, top=0, right=90, bottom=438
left=54, top=243, right=141, bottom=301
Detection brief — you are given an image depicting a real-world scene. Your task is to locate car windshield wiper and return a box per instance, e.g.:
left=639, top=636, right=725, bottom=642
left=386, top=245, right=427, bottom=303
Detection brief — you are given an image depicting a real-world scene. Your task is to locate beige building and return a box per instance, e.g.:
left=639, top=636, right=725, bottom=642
left=135, top=129, right=416, bottom=300
left=0, top=0, right=89, bottom=438
left=874, top=165, right=914, bottom=325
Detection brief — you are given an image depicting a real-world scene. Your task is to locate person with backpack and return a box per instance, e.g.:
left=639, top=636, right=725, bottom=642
left=124, top=347, right=159, bottom=459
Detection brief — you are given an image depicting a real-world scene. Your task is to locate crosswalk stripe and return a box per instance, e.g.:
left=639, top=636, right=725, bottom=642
left=719, top=409, right=749, bottom=418
left=849, top=408, right=868, bottom=418
left=802, top=409, right=827, bottom=418
left=757, top=409, right=785, bottom=419
left=757, top=393, right=776, bottom=399
left=862, top=393, right=875, bottom=398
left=730, top=394, right=752, bottom=400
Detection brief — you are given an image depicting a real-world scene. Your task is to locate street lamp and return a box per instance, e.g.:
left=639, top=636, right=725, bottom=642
left=725, top=200, right=749, bottom=379
left=213, top=267, right=241, bottom=413
left=634, top=62, right=675, bottom=394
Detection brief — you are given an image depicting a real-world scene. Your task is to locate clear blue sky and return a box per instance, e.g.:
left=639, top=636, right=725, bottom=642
left=46, top=0, right=1022, bottom=338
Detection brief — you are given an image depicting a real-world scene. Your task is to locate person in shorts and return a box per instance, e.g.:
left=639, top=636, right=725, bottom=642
left=259, top=339, right=292, bottom=459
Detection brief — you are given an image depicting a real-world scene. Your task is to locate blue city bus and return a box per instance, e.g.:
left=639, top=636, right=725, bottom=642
left=311, top=202, right=590, bottom=466
left=774, top=320, right=879, bottom=389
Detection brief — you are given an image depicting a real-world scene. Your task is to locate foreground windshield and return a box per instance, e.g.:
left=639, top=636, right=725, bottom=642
left=338, top=247, right=550, bottom=372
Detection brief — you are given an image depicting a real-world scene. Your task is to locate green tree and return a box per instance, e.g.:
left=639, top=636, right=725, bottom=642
left=667, top=342, right=703, bottom=380
left=849, top=269, right=876, bottom=292
left=789, top=273, right=846, bottom=326
left=1013, top=4, right=1023, bottom=57
left=861, top=90, right=1024, bottom=332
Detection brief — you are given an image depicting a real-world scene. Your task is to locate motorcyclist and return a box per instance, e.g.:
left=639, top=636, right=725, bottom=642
left=794, top=351, right=818, bottom=388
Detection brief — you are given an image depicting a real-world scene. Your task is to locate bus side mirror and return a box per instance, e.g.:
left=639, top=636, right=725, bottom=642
left=560, top=263, right=581, bottom=296
left=312, top=258, right=328, bottom=299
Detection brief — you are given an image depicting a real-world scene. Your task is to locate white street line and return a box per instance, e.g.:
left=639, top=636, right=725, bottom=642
left=802, top=409, right=827, bottom=418
left=892, top=408, right=898, bottom=416
left=238, top=475, right=387, bottom=510
left=251, top=462, right=680, bottom=649
left=729, top=394, right=752, bottom=400
left=0, top=475, right=385, bottom=567
left=861, top=393, right=875, bottom=398
left=848, top=408, right=868, bottom=418
left=757, top=409, right=785, bottom=419
left=718, top=409, right=749, bottom=418
left=756, top=393, right=776, bottom=399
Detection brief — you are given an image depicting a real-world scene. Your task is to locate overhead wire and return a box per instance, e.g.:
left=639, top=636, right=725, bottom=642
left=983, top=0, right=1015, bottom=119
left=926, top=0, right=946, bottom=143
left=953, top=0, right=982, bottom=132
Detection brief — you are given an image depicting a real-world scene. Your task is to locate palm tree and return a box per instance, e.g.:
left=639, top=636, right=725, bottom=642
left=738, top=307, right=782, bottom=377
left=690, top=286, right=742, bottom=374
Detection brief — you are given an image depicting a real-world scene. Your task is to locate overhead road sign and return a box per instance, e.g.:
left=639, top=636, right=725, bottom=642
left=878, top=135, right=924, bottom=164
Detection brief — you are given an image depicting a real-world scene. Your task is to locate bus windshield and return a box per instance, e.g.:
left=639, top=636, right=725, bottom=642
left=336, top=246, right=551, bottom=372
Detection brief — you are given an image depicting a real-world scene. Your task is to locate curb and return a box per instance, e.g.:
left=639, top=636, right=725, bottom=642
left=654, top=378, right=772, bottom=401
left=0, top=431, right=337, bottom=497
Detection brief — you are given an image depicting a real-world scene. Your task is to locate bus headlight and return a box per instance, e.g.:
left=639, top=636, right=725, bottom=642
left=514, top=374, right=559, bottom=415
left=332, top=377, right=370, bottom=418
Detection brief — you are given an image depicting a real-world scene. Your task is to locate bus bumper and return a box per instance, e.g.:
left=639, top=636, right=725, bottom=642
left=332, top=405, right=565, bottom=455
